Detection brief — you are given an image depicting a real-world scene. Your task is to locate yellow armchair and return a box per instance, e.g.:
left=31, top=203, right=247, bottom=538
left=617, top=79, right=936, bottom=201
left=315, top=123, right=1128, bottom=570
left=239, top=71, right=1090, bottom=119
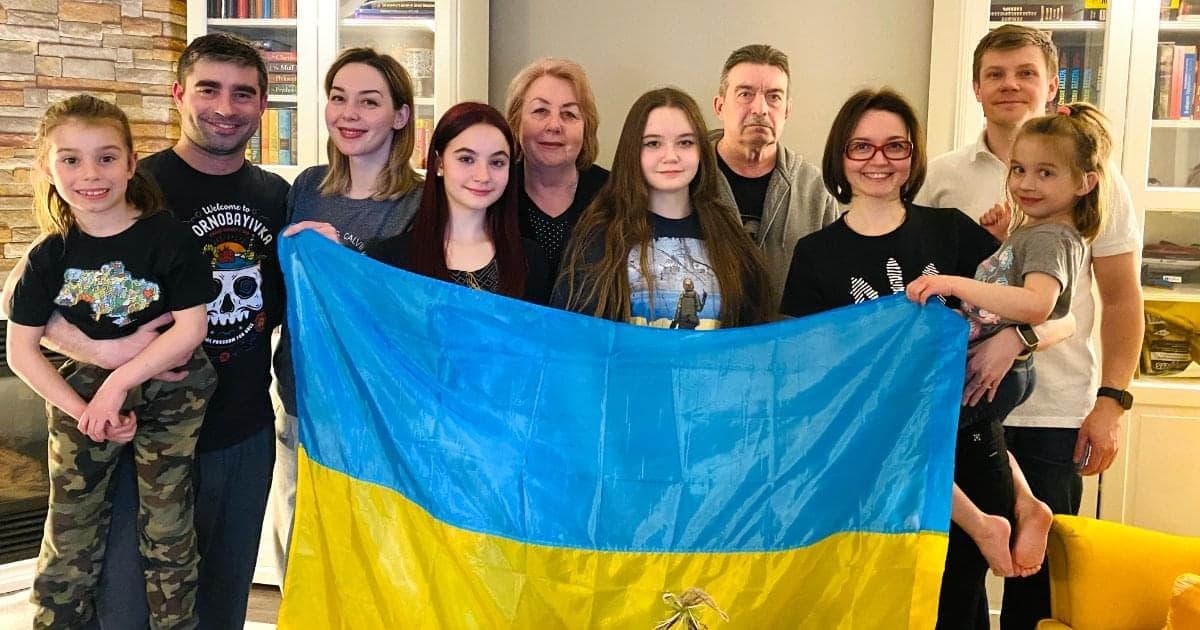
left=1037, top=515, right=1200, bottom=630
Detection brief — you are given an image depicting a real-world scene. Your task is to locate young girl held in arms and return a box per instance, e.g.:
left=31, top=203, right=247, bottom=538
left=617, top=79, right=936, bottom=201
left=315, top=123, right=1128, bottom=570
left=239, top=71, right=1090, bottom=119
left=554, top=87, right=772, bottom=328
left=907, top=103, right=1112, bottom=624
left=8, top=95, right=215, bottom=629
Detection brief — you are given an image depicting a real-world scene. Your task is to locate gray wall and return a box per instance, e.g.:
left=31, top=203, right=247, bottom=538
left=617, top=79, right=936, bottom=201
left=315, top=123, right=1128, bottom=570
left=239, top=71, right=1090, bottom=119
left=489, top=0, right=934, bottom=169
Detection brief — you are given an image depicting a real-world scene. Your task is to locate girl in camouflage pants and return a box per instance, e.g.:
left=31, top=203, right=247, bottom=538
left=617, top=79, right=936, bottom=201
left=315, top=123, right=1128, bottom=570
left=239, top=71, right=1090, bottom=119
left=6, top=95, right=215, bottom=629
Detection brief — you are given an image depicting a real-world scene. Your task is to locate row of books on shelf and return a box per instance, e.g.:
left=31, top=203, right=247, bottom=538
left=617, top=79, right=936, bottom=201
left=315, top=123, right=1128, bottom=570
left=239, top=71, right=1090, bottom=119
left=353, top=1, right=434, bottom=19
left=990, top=2, right=1108, bottom=22
left=262, top=49, right=297, bottom=96
left=1161, top=0, right=1200, bottom=21
left=1155, top=43, right=1200, bottom=119
left=1055, top=46, right=1101, bottom=105
left=208, top=0, right=296, bottom=19
left=246, top=107, right=297, bottom=165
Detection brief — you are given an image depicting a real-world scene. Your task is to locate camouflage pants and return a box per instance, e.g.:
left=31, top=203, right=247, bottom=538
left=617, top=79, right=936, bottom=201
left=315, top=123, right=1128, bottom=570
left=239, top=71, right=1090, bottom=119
left=31, top=348, right=216, bottom=630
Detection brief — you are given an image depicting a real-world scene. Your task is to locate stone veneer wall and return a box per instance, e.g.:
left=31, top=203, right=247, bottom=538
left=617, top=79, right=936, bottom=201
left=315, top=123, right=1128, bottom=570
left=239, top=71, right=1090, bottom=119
left=0, top=0, right=186, bottom=272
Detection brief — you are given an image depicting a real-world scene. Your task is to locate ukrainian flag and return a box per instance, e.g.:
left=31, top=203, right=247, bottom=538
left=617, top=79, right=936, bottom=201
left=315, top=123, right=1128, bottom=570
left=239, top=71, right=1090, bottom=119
left=277, top=232, right=964, bottom=629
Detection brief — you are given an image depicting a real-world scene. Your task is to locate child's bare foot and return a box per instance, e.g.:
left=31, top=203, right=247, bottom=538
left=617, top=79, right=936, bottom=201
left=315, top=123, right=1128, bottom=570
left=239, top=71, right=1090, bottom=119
left=973, top=513, right=1014, bottom=577
left=1012, top=497, right=1053, bottom=575
left=1014, top=562, right=1042, bottom=578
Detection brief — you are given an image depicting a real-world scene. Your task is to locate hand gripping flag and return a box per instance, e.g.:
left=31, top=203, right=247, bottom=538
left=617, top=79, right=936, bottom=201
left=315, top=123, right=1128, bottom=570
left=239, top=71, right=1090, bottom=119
left=277, top=232, right=965, bottom=629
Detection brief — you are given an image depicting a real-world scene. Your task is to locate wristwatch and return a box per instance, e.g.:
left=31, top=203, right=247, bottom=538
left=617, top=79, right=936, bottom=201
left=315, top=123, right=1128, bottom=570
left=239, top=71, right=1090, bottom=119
left=1097, top=386, right=1134, bottom=410
left=1015, top=324, right=1039, bottom=352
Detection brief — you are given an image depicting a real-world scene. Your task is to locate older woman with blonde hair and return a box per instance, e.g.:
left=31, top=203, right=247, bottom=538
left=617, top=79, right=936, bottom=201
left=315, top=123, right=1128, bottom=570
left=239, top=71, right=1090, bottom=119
left=505, top=57, right=609, bottom=275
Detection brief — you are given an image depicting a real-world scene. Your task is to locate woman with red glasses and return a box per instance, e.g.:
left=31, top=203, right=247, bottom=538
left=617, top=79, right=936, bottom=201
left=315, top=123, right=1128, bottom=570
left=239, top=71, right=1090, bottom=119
left=778, top=88, right=1048, bottom=630
left=779, top=88, right=1000, bottom=317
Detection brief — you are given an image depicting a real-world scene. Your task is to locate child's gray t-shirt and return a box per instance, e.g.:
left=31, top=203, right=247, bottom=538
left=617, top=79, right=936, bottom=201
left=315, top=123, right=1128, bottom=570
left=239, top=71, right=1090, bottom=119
left=961, top=222, right=1086, bottom=342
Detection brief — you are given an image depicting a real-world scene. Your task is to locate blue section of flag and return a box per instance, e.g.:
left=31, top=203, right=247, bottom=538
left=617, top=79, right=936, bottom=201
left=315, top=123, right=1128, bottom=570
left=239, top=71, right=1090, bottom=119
left=281, top=232, right=964, bottom=553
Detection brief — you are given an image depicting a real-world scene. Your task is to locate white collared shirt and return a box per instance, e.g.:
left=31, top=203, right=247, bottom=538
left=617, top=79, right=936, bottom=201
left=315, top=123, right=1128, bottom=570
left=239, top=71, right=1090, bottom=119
left=917, top=131, right=1142, bottom=429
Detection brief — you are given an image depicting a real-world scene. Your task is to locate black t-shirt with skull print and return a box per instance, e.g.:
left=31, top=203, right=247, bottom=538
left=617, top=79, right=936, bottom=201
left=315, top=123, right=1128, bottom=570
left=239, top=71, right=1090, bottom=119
left=140, top=149, right=289, bottom=452
left=779, top=203, right=998, bottom=318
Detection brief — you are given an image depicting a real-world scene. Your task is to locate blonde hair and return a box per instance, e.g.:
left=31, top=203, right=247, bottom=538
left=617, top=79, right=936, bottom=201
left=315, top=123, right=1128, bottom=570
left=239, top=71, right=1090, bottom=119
left=33, top=94, right=163, bottom=237
left=1009, top=102, right=1112, bottom=242
left=504, top=57, right=599, bottom=170
left=318, top=48, right=422, bottom=200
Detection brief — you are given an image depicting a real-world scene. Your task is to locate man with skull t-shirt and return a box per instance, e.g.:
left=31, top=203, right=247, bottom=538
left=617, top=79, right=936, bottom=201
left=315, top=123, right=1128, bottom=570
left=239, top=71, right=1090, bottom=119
left=138, top=148, right=289, bottom=453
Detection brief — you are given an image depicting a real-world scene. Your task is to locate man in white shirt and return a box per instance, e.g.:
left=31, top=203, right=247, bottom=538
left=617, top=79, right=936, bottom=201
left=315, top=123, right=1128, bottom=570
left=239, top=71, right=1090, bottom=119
left=916, top=24, right=1143, bottom=630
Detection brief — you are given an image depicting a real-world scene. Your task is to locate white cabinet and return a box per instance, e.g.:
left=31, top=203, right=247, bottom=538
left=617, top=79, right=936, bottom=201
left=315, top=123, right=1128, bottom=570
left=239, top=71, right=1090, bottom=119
left=186, top=0, right=489, bottom=182
left=929, top=1, right=1200, bottom=538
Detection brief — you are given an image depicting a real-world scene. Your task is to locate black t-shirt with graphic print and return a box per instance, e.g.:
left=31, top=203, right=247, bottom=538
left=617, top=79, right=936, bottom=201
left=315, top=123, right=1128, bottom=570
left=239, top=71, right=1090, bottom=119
left=550, top=212, right=769, bottom=329
left=139, top=149, right=289, bottom=452
left=10, top=213, right=212, bottom=340
left=779, top=203, right=998, bottom=317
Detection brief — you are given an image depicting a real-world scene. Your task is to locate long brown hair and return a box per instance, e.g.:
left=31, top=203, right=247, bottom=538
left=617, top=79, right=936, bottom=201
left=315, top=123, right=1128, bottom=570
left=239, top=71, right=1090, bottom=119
left=318, top=47, right=422, bottom=200
left=1008, top=102, right=1111, bottom=242
left=559, top=87, right=772, bottom=326
left=33, top=94, right=163, bottom=237
left=408, top=102, right=525, bottom=298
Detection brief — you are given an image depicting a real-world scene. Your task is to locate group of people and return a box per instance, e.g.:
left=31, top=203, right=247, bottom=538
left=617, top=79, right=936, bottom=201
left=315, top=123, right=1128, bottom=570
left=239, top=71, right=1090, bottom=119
left=1, top=22, right=1141, bottom=630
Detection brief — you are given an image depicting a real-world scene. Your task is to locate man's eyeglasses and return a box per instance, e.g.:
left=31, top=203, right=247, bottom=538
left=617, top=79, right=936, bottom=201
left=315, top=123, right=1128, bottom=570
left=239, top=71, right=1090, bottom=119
left=844, top=140, right=914, bottom=161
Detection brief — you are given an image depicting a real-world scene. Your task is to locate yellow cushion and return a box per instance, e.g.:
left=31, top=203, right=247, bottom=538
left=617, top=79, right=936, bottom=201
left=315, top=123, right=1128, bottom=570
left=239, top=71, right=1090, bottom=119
left=1166, top=573, right=1200, bottom=630
left=1046, top=516, right=1200, bottom=630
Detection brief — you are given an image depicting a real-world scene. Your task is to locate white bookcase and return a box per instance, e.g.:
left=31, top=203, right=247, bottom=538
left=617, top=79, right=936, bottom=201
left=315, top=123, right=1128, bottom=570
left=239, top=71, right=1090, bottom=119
left=929, top=0, right=1200, bottom=537
left=186, top=0, right=489, bottom=183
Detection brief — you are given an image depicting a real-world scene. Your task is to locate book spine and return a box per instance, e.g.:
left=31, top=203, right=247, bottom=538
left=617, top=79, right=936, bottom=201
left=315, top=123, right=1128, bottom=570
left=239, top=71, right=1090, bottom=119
left=990, top=4, right=1068, bottom=20
left=1171, top=45, right=1186, bottom=120
left=259, top=51, right=297, bottom=62
left=1069, top=51, right=1082, bottom=102
left=277, top=108, right=292, bottom=166
left=1056, top=63, right=1065, bottom=104
left=262, top=0, right=271, bottom=18
left=246, top=127, right=261, bottom=163
left=265, top=109, right=279, bottom=165
left=290, top=107, right=297, bottom=165
left=354, top=8, right=435, bottom=17
left=267, top=83, right=297, bottom=95
left=236, top=0, right=248, bottom=18
left=1194, top=53, right=1200, bottom=120
left=1156, top=42, right=1175, bottom=119
left=267, top=72, right=298, bottom=84
left=1182, top=47, right=1197, bottom=118
left=266, top=61, right=297, bottom=73
left=363, top=1, right=437, bottom=8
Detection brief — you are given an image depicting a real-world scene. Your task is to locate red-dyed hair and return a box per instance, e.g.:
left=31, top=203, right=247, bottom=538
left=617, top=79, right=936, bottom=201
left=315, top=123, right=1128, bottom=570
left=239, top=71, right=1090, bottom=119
left=409, top=102, right=525, bottom=297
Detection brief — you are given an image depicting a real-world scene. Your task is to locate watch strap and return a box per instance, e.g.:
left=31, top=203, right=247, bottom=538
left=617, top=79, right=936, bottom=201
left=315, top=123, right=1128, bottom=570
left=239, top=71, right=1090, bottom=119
left=1097, top=386, right=1133, bottom=410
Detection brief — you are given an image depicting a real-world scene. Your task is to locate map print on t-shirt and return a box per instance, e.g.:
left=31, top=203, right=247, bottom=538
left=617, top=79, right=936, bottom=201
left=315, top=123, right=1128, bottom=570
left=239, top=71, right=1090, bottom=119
left=627, top=237, right=721, bottom=329
left=961, top=244, right=1013, bottom=341
left=190, top=202, right=274, bottom=364
left=54, top=261, right=160, bottom=327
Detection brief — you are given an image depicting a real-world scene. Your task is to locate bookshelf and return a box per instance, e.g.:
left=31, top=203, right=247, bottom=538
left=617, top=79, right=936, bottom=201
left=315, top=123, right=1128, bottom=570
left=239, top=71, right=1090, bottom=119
left=987, top=20, right=1105, bottom=32
left=185, top=0, right=489, bottom=183
left=930, top=2, right=1200, bottom=541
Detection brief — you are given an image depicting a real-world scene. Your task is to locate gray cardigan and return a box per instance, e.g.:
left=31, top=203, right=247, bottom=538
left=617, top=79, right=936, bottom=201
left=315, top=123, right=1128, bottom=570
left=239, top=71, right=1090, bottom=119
left=710, top=129, right=841, bottom=306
